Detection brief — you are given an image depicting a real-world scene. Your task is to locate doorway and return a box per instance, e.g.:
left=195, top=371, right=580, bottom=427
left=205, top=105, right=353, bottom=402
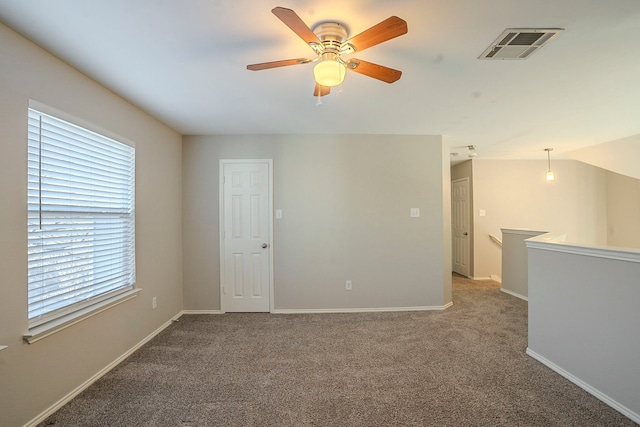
left=452, top=177, right=471, bottom=277
left=219, top=159, right=273, bottom=312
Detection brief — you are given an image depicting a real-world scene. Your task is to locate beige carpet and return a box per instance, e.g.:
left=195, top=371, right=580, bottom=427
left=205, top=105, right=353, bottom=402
left=39, top=275, right=637, bottom=426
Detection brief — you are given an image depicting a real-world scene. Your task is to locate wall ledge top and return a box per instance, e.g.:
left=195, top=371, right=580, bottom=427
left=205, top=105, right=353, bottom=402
left=526, top=233, right=640, bottom=263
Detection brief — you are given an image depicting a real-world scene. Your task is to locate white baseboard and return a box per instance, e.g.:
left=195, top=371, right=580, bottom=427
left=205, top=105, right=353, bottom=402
left=181, top=310, right=223, bottom=314
left=272, top=303, right=453, bottom=315
left=25, top=312, right=183, bottom=427
left=472, top=275, right=502, bottom=283
left=469, top=274, right=502, bottom=283
left=500, top=287, right=528, bottom=301
left=526, top=348, right=640, bottom=424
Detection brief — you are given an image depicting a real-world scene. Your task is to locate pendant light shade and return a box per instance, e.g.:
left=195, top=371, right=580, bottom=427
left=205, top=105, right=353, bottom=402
left=545, top=148, right=555, bottom=181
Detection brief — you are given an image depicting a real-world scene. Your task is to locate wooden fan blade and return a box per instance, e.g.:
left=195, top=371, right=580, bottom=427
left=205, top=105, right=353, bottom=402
left=345, top=16, right=407, bottom=53
left=348, top=59, right=402, bottom=83
left=272, top=7, right=321, bottom=47
left=247, top=58, right=310, bottom=71
left=314, top=83, right=330, bottom=97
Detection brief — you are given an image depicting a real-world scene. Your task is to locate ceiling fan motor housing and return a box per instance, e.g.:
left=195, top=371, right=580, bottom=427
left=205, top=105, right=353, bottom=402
left=312, top=22, right=350, bottom=54
left=313, top=22, right=348, bottom=42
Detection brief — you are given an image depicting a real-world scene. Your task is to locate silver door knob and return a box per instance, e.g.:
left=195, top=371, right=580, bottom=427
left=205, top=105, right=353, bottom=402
left=262, top=243, right=268, bottom=248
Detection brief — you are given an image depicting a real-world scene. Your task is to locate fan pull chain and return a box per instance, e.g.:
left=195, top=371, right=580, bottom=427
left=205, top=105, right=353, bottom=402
left=316, top=95, right=323, bottom=106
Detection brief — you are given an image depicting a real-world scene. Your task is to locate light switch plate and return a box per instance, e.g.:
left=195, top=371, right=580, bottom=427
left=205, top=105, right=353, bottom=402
left=410, top=208, right=420, bottom=218
left=479, top=209, right=486, bottom=217
left=275, top=209, right=282, bottom=219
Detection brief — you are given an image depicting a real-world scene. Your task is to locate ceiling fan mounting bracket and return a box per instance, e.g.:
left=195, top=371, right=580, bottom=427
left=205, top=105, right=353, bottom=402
left=340, top=43, right=356, bottom=55
left=307, top=42, right=323, bottom=55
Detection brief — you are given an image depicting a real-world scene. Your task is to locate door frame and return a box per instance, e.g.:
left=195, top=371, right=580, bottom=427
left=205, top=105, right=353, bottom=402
left=218, top=159, right=274, bottom=313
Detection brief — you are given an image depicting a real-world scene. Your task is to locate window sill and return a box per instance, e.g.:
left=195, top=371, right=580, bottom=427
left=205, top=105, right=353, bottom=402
left=23, top=289, right=140, bottom=344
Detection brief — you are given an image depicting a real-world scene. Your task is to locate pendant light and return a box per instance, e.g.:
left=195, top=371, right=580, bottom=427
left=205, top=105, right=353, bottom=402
left=545, top=148, right=555, bottom=181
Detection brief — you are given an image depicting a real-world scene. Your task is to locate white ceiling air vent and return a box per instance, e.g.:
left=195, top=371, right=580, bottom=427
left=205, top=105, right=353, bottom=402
left=479, top=28, right=563, bottom=60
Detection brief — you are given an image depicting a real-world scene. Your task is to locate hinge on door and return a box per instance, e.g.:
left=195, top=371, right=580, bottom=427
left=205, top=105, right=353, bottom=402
left=222, top=286, right=226, bottom=295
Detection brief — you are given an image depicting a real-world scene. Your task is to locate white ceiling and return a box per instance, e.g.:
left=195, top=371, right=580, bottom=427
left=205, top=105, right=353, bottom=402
left=1, top=0, right=639, bottom=160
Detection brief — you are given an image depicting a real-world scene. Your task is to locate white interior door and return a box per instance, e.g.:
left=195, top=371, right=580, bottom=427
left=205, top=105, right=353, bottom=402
left=452, top=177, right=471, bottom=277
left=220, top=160, right=272, bottom=312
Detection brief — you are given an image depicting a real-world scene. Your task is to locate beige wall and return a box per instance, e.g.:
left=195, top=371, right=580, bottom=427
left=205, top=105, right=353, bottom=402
left=566, top=134, right=640, bottom=180
left=0, top=23, right=183, bottom=427
left=606, top=171, right=640, bottom=249
left=183, top=135, right=452, bottom=311
left=471, top=159, right=607, bottom=279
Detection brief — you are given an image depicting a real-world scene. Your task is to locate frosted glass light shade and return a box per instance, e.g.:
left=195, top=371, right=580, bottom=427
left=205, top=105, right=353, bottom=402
left=313, top=54, right=346, bottom=87
left=544, top=148, right=555, bottom=181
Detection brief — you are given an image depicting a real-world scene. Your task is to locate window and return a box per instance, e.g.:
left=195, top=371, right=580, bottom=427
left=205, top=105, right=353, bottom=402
left=27, top=108, right=135, bottom=329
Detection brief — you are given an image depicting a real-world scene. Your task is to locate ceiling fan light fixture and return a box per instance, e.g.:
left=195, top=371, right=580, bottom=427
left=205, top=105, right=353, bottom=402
left=313, top=53, right=346, bottom=87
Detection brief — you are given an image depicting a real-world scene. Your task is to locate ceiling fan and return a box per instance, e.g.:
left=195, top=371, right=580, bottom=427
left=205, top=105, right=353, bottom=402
left=450, top=145, right=478, bottom=158
left=247, top=7, right=408, bottom=97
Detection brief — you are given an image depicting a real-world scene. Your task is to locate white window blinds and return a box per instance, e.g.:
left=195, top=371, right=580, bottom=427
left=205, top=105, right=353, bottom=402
left=27, top=108, right=135, bottom=327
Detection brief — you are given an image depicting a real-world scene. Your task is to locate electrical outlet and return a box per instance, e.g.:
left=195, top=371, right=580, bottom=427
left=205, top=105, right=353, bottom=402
left=346, top=280, right=352, bottom=291
left=152, top=297, right=157, bottom=309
